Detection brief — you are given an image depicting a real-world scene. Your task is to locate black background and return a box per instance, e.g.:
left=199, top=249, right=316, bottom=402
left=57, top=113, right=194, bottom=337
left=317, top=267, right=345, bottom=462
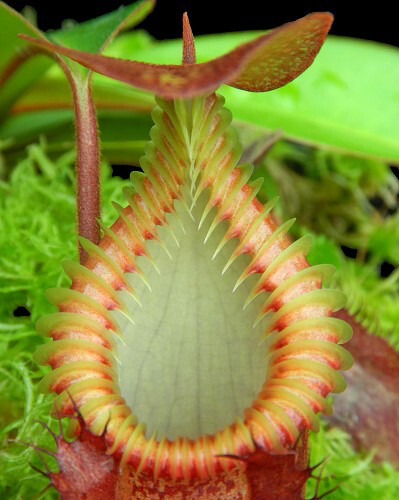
left=6, top=1, right=399, bottom=47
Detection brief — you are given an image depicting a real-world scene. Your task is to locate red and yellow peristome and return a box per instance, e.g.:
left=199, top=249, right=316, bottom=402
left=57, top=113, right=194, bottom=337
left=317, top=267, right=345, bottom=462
left=34, top=92, right=352, bottom=497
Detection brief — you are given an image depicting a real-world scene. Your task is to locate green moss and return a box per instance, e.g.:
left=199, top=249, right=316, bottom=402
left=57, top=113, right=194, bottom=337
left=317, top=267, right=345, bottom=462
left=1, top=144, right=399, bottom=498
left=0, top=146, right=128, bottom=499
left=258, top=141, right=399, bottom=258
left=256, top=142, right=399, bottom=350
left=308, top=420, right=399, bottom=499
left=305, top=232, right=399, bottom=350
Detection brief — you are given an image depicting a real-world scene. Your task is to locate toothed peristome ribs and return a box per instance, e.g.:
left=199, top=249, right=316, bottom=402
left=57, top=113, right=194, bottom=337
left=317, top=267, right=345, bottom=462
left=35, top=93, right=352, bottom=480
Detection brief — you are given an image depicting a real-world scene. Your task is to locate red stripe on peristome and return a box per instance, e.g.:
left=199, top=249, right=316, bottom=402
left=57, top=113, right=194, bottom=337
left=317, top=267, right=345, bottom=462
left=84, top=256, right=127, bottom=291
left=110, top=208, right=148, bottom=258
left=59, top=301, right=118, bottom=332
left=70, top=278, right=120, bottom=310
left=270, top=363, right=334, bottom=398
left=273, top=305, right=333, bottom=331
left=51, top=369, right=114, bottom=394
left=274, top=349, right=343, bottom=371
left=259, top=395, right=310, bottom=432
left=58, top=387, right=116, bottom=416
left=253, top=403, right=297, bottom=449
left=48, top=349, right=112, bottom=370
left=273, top=329, right=339, bottom=348
left=50, top=327, right=111, bottom=349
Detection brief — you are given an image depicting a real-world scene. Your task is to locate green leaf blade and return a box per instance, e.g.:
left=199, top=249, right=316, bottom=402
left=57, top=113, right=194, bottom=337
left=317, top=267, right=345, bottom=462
left=20, top=13, right=332, bottom=99
left=0, top=0, right=155, bottom=115
left=49, top=0, right=156, bottom=54
left=0, top=1, right=50, bottom=115
left=223, top=36, right=399, bottom=163
left=124, top=32, right=399, bottom=162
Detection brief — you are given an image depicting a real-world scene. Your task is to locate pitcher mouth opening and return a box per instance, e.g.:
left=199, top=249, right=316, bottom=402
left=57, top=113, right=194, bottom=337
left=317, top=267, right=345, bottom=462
left=35, top=184, right=349, bottom=481
left=34, top=92, right=352, bottom=482
left=113, top=193, right=270, bottom=443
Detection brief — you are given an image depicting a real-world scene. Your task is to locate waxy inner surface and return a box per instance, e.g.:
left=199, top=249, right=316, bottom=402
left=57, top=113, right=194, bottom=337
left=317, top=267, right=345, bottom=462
left=114, top=194, right=270, bottom=441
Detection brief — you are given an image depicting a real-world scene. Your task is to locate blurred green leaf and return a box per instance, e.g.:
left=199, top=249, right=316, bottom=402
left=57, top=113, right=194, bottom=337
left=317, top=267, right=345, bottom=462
left=304, top=232, right=344, bottom=269
left=121, top=32, right=399, bottom=162
left=8, top=63, right=154, bottom=116
left=0, top=1, right=155, bottom=114
left=368, top=216, right=399, bottom=264
left=105, top=31, right=260, bottom=62
left=0, top=109, right=74, bottom=143
left=223, top=36, right=399, bottom=163
left=50, top=0, right=155, bottom=54
left=0, top=111, right=152, bottom=166
left=0, top=2, right=50, bottom=115
left=19, top=13, right=333, bottom=99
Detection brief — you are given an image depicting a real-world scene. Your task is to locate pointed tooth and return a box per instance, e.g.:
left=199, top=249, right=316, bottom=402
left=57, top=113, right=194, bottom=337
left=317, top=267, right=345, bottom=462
left=124, top=279, right=137, bottom=297
left=212, top=234, right=229, bottom=260
left=178, top=185, right=194, bottom=216
left=254, top=309, right=267, bottom=328
left=179, top=196, right=194, bottom=220
left=145, top=250, right=161, bottom=274
left=243, top=288, right=260, bottom=310
left=154, top=436, right=167, bottom=482
left=123, top=185, right=135, bottom=205
left=150, top=261, right=161, bottom=274
left=191, top=163, right=202, bottom=187
left=239, top=163, right=255, bottom=184
left=164, top=224, right=180, bottom=247
left=121, top=309, right=135, bottom=325
left=127, top=289, right=142, bottom=307
left=189, top=160, right=195, bottom=180
left=158, top=238, right=173, bottom=260
left=191, top=180, right=206, bottom=209
left=112, top=200, right=124, bottom=212
left=198, top=199, right=214, bottom=230
left=173, top=211, right=186, bottom=234
left=190, top=193, right=199, bottom=212
left=258, top=336, right=267, bottom=347
left=139, top=273, right=152, bottom=291
left=250, top=176, right=265, bottom=198
left=137, top=432, right=156, bottom=475
left=161, top=243, right=173, bottom=260
left=232, top=271, right=250, bottom=292
left=222, top=251, right=239, bottom=275
left=236, top=262, right=253, bottom=289
left=204, top=216, right=220, bottom=244
left=180, top=183, right=191, bottom=198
